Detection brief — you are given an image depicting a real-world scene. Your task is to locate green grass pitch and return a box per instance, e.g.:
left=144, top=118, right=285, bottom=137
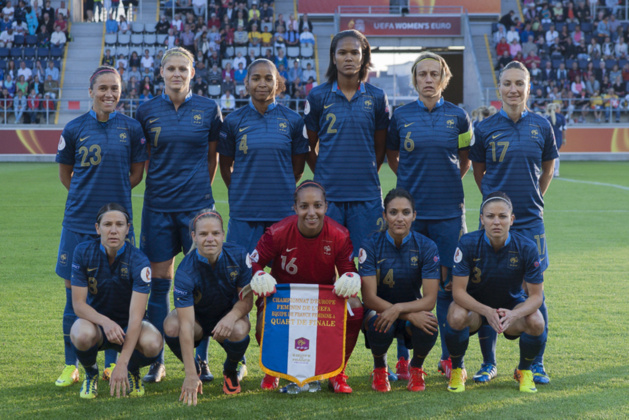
left=1, top=161, right=628, bottom=419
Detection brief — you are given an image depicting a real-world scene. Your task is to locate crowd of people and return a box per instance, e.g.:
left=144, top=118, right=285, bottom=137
left=494, top=1, right=629, bottom=123
left=103, top=0, right=317, bottom=114
left=0, top=0, right=68, bottom=123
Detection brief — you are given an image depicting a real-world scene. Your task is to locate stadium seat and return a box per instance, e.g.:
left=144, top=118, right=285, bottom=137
left=491, top=22, right=499, bottom=33
left=24, top=59, right=33, bottom=67
left=555, top=22, right=565, bottom=32
left=50, top=47, right=63, bottom=59
left=542, top=23, right=551, bottom=32
left=13, top=35, right=25, bottom=46
left=234, top=46, right=247, bottom=57
left=37, top=47, right=49, bottom=59
left=144, top=33, right=157, bottom=45
left=301, top=58, right=314, bottom=69
left=23, top=47, right=36, bottom=60
left=0, top=47, right=9, bottom=58
left=118, top=33, right=131, bottom=45
left=287, top=46, right=300, bottom=58
left=581, top=22, right=593, bottom=32
left=620, top=59, right=628, bottom=68
left=115, top=45, right=129, bottom=57
left=143, top=45, right=156, bottom=56
left=129, top=46, right=141, bottom=57
left=578, top=59, right=589, bottom=70
left=105, top=33, right=117, bottom=45
left=131, top=23, right=145, bottom=33
left=249, top=44, right=261, bottom=57
left=156, top=34, right=167, bottom=45
left=551, top=58, right=564, bottom=69
left=0, top=60, right=5, bottom=69
left=131, top=34, right=144, bottom=45
left=224, top=46, right=234, bottom=58
left=221, top=58, right=232, bottom=69
left=25, top=35, right=37, bottom=46
left=261, top=21, right=273, bottom=32
left=235, top=84, right=246, bottom=96
left=300, top=44, right=314, bottom=58
left=606, top=59, right=618, bottom=70
left=566, top=58, right=575, bottom=69
left=208, top=84, right=221, bottom=97
left=155, top=46, right=165, bottom=56
left=145, top=22, right=157, bottom=33
left=10, top=47, right=23, bottom=58
left=568, top=22, right=577, bottom=32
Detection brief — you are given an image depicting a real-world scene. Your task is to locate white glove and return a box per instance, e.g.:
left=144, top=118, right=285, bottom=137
left=250, top=270, right=277, bottom=297
left=333, top=272, right=361, bottom=298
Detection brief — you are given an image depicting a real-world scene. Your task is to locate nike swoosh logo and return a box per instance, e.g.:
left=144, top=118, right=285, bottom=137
left=239, top=127, right=249, bottom=132
left=149, top=118, right=159, bottom=124
left=404, top=123, right=415, bottom=128
left=492, top=133, right=501, bottom=139
left=324, top=104, right=333, bottom=109
left=87, top=267, right=97, bottom=272
left=286, top=247, right=297, bottom=252
left=79, top=136, right=89, bottom=142
left=377, top=259, right=386, bottom=264
left=473, top=258, right=481, bottom=262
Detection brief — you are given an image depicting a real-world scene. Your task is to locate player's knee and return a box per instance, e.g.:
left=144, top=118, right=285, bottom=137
left=140, top=334, right=163, bottom=358
left=230, top=318, right=251, bottom=341
left=162, top=310, right=179, bottom=337
left=447, top=303, right=468, bottom=329
left=525, top=311, right=545, bottom=336
left=70, top=319, right=98, bottom=350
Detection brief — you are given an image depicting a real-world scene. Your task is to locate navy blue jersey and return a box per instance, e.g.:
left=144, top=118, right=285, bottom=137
left=218, top=101, right=308, bottom=221
left=56, top=110, right=147, bottom=234
left=304, top=81, right=390, bottom=202
left=71, top=240, right=151, bottom=329
left=470, top=110, right=558, bottom=228
left=358, top=230, right=440, bottom=305
left=173, top=242, right=252, bottom=322
left=387, top=98, right=473, bottom=219
left=452, top=230, right=543, bottom=309
left=546, top=113, right=566, bottom=150
left=136, top=92, right=223, bottom=212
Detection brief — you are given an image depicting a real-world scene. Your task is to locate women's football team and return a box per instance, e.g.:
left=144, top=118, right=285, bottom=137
left=55, top=30, right=557, bottom=402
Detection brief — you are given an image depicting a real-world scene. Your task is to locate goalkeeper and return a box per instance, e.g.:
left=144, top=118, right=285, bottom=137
left=248, top=180, right=363, bottom=394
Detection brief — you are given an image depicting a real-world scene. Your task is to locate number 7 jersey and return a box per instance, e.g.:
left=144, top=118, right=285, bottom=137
left=470, top=110, right=558, bottom=228
left=249, top=215, right=356, bottom=285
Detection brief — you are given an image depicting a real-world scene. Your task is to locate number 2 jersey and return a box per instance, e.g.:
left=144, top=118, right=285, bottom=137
left=249, top=215, right=356, bottom=285
left=71, top=240, right=151, bottom=329
left=471, top=110, right=558, bottom=228
left=56, top=110, right=147, bottom=234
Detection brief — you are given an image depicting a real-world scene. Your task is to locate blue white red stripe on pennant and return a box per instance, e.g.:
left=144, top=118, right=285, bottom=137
left=260, top=284, right=347, bottom=386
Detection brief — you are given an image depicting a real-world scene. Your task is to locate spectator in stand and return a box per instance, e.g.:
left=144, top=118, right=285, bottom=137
left=4, top=74, right=15, bottom=95
left=140, top=67, right=153, bottom=83
left=275, top=13, right=286, bottom=32
left=299, top=26, right=314, bottom=45
left=588, top=38, right=602, bottom=60
left=499, top=9, right=515, bottom=29
left=220, top=88, right=235, bottom=111
left=301, top=62, right=316, bottom=82
left=192, top=74, right=207, bottom=94
left=40, top=11, right=54, bottom=33
left=25, top=6, right=38, bottom=35
left=156, top=15, right=169, bottom=34
left=16, top=74, right=29, bottom=95
left=263, top=47, right=275, bottom=62
left=602, top=36, right=614, bottom=59
left=565, top=1, right=578, bottom=23
left=233, top=51, right=246, bottom=69
left=576, top=38, right=589, bottom=60
left=288, top=59, right=302, bottom=84
left=51, top=25, right=66, bottom=47
left=195, top=59, right=208, bottom=81
left=208, top=12, right=220, bottom=30
left=586, top=73, right=601, bottom=96
left=530, top=61, right=541, bottom=82
left=556, top=63, right=569, bottom=86
left=125, top=65, right=141, bottom=83
left=506, top=26, right=519, bottom=44
left=208, top=63, right=221, bottom=85
left=106, top=12, right=118, bottom=33
left=55, top=13, right=68, bottom=35
left=509, top=38, right=522, bottom=58
left=0, top=27, right=15, bottom=48
left=590, top=89, right=604, bottom=122
left=192, top=0, right=205, bottom=17
left=572, top=24, right=585, bottom=44
left=522, top=35, right=537, bottom=57
left=18, top=61, right=33, bottom=83
left=3, top=1, right=16, bottom=19
left=44, top=74, right=58, bottom=97
left=222, top=22, right=235, bottom=50
left=611, top=74, right=625, bottom=97
left=274, top=48, right=288, bottom=70
left=248, top=22, right=261, bottom=46
left=207, top=49, right=220, bottom=69
left=561, top=37, right=576, bottom=59
left=117, top=53, right=128, bottom=70
left=0, top=88, right=13, bottom=120
left=222, top=72, right=235, bottom=95
left=222, top=61, right=235, bottom=82
left=246, top=48, right=256, bottom=66
left=56, top=0, right=68, bottom=18
left=102, top=49, right=115, bottom=66
left=523, top=50, right=541, bottom=69
left=260, top=26, right=273, bottom=47
left=540, top=3, right=552, bottom=24
left=233, top=24, right=248, bottom=46
left=140, top=49, right=154, bottom=72
left=234, top=61, right=246, bottom=84
left=541, top=61, right=555, bottom=83
left=180, top=24, right=196, bottom=55
left=14, top=89, right=26, bottom=123
left=568, top=61, right=582, bottom=82
left=299, top=13, right=313, bottom=33
left=38, top=24, right=51, bottom=47
left=41, top=91, right=54, bottom=120
left=248, top=3, right=261, bottom=22
left=260, top=3, right=273, bottom=23
left=545, top=24, right=559, bottom=47
left=233, top=10, right=247, bottom=31
left=495, top=50, right=512, bottom=70
left=615, top=36, right=628, bottom=58
left=26, top=89, right=40, bottom=123
left=171, top=13, right=183, bottom=32
left=496, top=37, right=509, bottom=57
left=552, top=1, right=565, bottom=22
left=595, top=59, right=608, bottom=83
left=128, top=51, right=140, bottom=68
left=277, top=63, right=288, bottom=83
left=596, top=16, right=611, bottom=40
left=274, top=25, right=287, bottom=49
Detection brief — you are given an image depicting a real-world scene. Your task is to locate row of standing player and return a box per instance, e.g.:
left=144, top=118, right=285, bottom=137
left=54, top=28, right=558, bottom=397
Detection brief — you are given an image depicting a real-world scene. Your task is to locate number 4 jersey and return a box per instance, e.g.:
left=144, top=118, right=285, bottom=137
left=249, top=215, right=356, bottom=285
left=56, top=110, right=147, bottom=234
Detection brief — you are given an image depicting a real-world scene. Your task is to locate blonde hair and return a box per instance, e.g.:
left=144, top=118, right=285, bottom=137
left=411, top=51, right=452, bottom=94
left=161, top=47, right=194, bottom=66
left=546, top=102, right=558, bottom=125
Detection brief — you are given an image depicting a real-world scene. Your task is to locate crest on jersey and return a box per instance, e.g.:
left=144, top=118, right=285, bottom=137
left=358, top=248, right=367, bottom=264
left=230, top=270, right=239, bottom=281
left=446, top=119, right=455, bottom=129
left=57, top=135, right=66, bottom=151
left=454, top=247, right=462, bottom=263
left=141, top=267, right=151, bottom=283
left=121, top=266, right=129, bottom=279
left=119, top=132, right=127, bottom=142
left=192, top=110, right=203, bottom=125
left=363, top=97, right=374, bottom=111
left=410, top=255, right=419, bottom=266
left=323, top=244, right=332, bottom=256
left=278, top=119, right=289, bottom=134
left=59, top=252, right=68, bottom=265
left=508, top=254, right=520, bottom=269
left=531, top=128, right=539, bottom=138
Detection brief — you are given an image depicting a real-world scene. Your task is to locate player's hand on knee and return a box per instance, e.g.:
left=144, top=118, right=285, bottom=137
left=333, top=272, right=361, bottom=298
left=409, top=311, right=438, bottom=335
left=180, top=375, right=203, bottom=406
left=103, top=320, right=126, bottom=345
left=251, top=270, right=277, bottom=297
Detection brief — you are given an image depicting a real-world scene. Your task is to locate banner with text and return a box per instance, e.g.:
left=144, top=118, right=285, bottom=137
left=0, top=129, right=62, bottom=154
left=340, top=16, right=460, bottom=36
left=260, top=284, right=347, bottom=386
left=299, top=0, right=499, bottom=15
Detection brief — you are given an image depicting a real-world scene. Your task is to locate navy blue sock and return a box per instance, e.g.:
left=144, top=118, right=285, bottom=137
left=164, top=333, right=183, bottom=362
left=436, top=291, right=452, bottom=360
left=75, top=343, right=99, bottom=377
left=533, top=297, right=548, bottom=365
left=147, top=278, right=172, bottom=364
left=63, top=287, right=78, bottom=366
left=104, top=349, right=118, bottom=369
left=128, top=349, right=159, bottom=374
left=477, top=324, right=497, bottom=365
left=519, top=331, right=546, bottom=370
left=445, top=323, right=469, bottom=369
left=365, top=315, right=395, bottom=358
left=195, top=336, right=210, bottom=362
left=409, top=324, right=438, bottom=368
left=396, top=340, right=410, bottom=360
left=222, top=336, right=250, bottom=374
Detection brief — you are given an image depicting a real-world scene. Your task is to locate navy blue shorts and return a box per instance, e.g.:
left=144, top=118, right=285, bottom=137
left=226, top=218, right=276, bottom=253
left=327, top=198, right=384, bottom=258
left=512, top=223, right=549, bottom=272
left=140, top=208, right=203, bottom=263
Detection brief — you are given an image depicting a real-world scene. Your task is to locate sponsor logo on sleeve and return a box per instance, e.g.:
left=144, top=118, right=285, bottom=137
left=58, top=135, right=66, bottom=150
left=454, top=247, right=462, bottom=263
left=304, top=100, right=310, bottom=115
left=358, top=248, right=367, bottom=264
left=141, top=267, right=151, bottom=283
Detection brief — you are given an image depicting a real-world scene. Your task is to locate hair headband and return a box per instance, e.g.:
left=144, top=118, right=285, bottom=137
left=481, top=196, right=512, bottom=210
left=162, top=49, right=193, bottom=65
left=192, top=211, right=223, bottom=227
left=295, top=180, right=325, bottom=193
left=90, top=68, right=117, bottom=84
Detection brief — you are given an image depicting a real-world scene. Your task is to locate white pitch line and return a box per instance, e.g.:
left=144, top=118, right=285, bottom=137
left=555, top=177, right=629, bottom=191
